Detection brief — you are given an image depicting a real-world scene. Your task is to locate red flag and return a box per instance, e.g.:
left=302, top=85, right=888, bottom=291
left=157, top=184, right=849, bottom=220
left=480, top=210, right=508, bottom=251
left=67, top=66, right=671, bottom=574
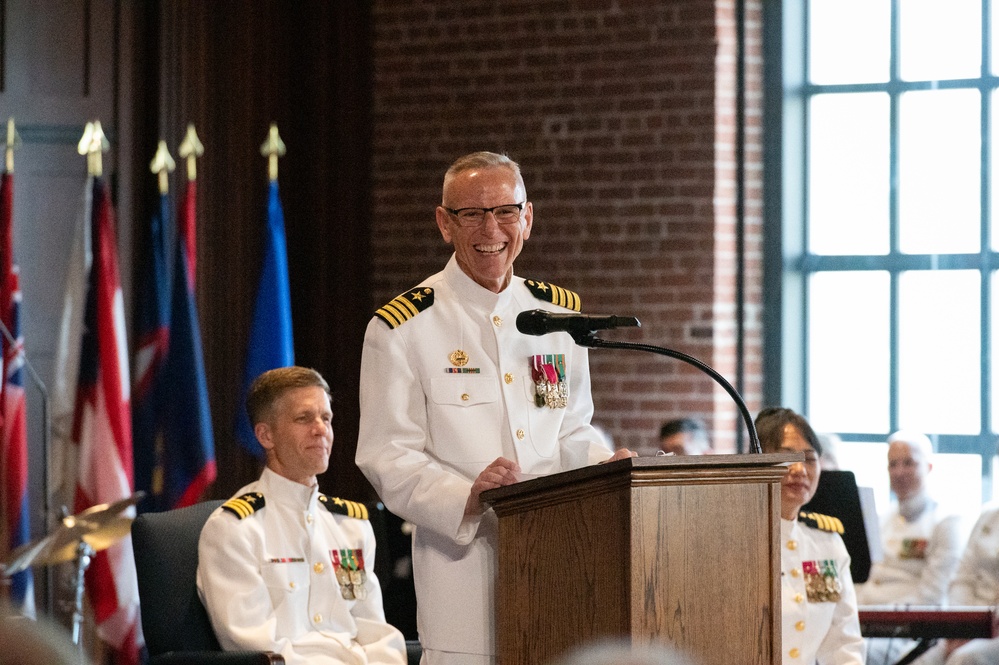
left=178, top=179, right=197, bottom=288
left=72, top=177, right=142, bottom=664
left=0, top=171, right=32, bottom=613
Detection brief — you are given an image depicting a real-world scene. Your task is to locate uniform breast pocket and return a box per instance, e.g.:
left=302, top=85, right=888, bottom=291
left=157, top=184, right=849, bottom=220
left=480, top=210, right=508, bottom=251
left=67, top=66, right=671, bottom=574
left=261, top=561, right=309, bottom=610
left=430, top=375, right=498, bottom=408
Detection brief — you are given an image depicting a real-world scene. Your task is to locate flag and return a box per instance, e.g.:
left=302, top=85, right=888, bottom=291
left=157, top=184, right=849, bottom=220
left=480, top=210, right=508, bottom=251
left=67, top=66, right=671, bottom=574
left=0, top=171, right=32, bottom=614
left=132, top=193, right=170, bottom=513
left=235, top=180, right=293, bottom=458
left=178, top=179, right=197, bottom=287
left=71, top=177, right=142, bottom=664
left=160, top=180, right=216, bottom=507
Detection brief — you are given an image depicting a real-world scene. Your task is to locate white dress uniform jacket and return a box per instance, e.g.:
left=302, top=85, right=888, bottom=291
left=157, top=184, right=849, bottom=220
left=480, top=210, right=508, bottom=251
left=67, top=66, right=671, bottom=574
left=781, top=517, right=865, bottom=665
left=356, top=255, right=610, bottom=659
left=857, top=493, right=964, bottom=606
left=196, top=468, right=407, bottom=665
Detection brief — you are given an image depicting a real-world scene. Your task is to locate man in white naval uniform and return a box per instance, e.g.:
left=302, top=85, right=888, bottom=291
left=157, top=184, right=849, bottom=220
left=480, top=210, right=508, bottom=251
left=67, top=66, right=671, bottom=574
left=756, top=407, right=865, bottom=665
left=198, top=367, right=406, bottom=665
left=857, top=431, right=964, bottom=664
left=910, top=506, right=999, bottom=665
left=356, top=152, right=635, bottom=665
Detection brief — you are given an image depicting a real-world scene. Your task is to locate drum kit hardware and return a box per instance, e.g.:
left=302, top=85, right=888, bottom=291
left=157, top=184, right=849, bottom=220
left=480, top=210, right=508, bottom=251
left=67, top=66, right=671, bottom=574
left=0, top=491, right=144, bottom=659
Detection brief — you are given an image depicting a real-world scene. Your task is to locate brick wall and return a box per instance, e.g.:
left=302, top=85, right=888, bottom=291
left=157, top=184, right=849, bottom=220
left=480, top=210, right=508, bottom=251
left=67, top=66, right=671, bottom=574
left=370, top=0, right=762, bottom=454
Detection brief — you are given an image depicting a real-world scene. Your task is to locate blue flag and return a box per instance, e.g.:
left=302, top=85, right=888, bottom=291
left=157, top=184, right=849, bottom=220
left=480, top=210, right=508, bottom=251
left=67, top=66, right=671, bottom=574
left=235, top=180, right=294, bottom=458
left=132, top=193, right=171, bottom=513
left=161, top=232, right=216, bottom=506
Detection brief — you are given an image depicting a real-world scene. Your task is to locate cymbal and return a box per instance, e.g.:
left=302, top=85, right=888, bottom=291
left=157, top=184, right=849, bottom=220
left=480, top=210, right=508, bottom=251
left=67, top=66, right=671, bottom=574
left=2, top=491, right=145, bottom=576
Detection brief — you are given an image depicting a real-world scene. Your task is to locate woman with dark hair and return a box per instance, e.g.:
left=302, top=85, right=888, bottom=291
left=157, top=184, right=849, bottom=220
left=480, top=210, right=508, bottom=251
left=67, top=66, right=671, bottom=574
left=755, top=407, right=865, bottom=665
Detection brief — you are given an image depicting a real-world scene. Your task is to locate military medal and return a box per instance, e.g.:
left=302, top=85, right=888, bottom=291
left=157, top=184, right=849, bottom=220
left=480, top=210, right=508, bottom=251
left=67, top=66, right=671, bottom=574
left=900, top=538, right=928, bottom=560
left=803, top=559, right=842, bottom=602
left=531, top=354, right=568, bottom=409
left=449, top=350, right=469, bottom=367
left=331, top=548, right=367, bottom=601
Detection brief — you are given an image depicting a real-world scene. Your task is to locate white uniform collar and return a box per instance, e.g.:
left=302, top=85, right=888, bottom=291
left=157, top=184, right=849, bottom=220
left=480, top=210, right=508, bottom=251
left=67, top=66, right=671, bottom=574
left=259, top=466, right=320, bottom=509
left=443, top=253, right=516, bottom=313
left=897, top=489, right=934, bottom=522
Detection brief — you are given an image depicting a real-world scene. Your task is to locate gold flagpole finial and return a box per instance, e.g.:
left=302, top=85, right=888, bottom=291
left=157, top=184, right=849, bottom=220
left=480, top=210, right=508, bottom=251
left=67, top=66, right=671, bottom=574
left=260, top=123, right=286, bottom=182
left=149, top=140, right=176, bottom=195
left=4, top=118, right=21, bottom=174
left=178, top=123, right=204, bottom=182
left=78, top=120, right=110, bottom=177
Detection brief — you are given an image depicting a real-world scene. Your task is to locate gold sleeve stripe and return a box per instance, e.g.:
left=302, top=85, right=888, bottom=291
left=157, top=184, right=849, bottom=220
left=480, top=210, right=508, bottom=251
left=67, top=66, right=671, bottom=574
left=374, top=288, right=435, bottom=329
left=222, top=498, right=253, bottom=519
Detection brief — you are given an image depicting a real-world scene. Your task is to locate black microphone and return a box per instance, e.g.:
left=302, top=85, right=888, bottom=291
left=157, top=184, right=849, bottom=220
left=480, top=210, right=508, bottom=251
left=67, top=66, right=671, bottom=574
left=516, top=309, right=641, bottom=337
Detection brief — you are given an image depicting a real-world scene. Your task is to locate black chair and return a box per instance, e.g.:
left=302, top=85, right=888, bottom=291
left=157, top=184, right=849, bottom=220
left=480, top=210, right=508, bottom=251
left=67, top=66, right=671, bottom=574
left=132, top=499, right=422, bottom=665
left=132, top=500, right=284, bottom=665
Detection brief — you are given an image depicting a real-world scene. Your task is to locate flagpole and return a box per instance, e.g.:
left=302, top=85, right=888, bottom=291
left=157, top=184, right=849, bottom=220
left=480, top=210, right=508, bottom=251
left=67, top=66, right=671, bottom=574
left=261, top=122, right=286, bottom=182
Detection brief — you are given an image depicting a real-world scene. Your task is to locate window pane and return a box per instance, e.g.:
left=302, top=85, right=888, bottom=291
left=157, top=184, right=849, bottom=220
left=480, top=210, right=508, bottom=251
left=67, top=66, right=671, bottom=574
left=809, top=0, right=890, bottom=84
left=899, top=90, right=981, bottom=254
left=991, top=272, right=999, bottom=430
left=808, top=272, right=890, bottom=432
left=809, top=94, right=890, bottom=255
left=900, top=0, right=981, bottom=81
left=899, top=270, right=980, bottom=434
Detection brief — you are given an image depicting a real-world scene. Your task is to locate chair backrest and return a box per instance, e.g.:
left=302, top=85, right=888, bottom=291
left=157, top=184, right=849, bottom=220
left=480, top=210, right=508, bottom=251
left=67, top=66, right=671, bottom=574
left=132, top=500, right=224, bottom=656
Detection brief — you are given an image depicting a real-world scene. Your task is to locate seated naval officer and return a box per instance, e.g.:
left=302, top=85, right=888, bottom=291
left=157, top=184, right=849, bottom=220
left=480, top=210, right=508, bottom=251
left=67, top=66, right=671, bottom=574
left=756, top=406, right=865, bottom=665
left=197, top=366, right=406, bottom=665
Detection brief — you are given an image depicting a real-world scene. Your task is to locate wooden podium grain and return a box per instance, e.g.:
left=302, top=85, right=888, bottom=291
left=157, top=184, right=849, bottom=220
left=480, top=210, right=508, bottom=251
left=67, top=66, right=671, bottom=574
left=482, top=453, right=798, bottom=665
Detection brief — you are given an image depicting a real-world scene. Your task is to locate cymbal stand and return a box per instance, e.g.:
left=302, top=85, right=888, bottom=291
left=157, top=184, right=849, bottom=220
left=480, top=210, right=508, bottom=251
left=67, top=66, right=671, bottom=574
left=70, top=539, right=95, bottom=662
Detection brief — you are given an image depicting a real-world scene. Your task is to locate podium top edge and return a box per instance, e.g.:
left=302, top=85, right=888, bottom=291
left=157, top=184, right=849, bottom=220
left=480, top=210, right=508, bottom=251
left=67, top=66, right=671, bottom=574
left=481, top=452, right=803, bottom=506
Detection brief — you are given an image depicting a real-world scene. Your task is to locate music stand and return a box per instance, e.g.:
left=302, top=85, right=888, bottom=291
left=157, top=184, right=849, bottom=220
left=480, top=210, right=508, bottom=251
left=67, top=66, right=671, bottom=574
left=802, top=469, right=881, bottom=583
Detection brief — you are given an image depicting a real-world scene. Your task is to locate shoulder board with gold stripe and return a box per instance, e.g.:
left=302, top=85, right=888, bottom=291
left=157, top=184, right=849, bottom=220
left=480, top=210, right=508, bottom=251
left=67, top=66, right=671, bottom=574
left=374, top=287, right=435, bottom=329
left=524, top=279, right=581, bottom=312
left=798, top=511, right=844, bottom=534
left=221, top=492, right=265, bottom=520
left=319, top=494, right=369, bottom=520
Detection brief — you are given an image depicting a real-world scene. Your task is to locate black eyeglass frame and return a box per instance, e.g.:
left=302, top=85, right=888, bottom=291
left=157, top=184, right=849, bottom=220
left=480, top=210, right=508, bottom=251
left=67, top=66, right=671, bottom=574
left=442, top=202, right=526, bottom=225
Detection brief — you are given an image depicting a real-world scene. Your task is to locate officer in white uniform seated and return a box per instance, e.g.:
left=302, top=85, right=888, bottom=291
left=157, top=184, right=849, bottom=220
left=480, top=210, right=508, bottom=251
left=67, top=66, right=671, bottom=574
left=857, top=431, right=965, bottom=665
left=197, top=366, right=407, bottom=665
left=755, top=407, right=866, bottom=665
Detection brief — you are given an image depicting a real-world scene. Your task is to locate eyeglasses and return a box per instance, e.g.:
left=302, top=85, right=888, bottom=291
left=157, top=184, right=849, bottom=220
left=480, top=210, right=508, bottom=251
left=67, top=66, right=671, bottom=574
left=443, top=202, right=525, bottom=226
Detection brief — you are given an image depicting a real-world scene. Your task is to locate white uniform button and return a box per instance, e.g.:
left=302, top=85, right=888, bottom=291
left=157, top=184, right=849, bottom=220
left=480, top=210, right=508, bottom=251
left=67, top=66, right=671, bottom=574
left=504, top=373, right=514, bottom=384
left=289, top=581, right=296, bottom=589
left=516, top=429, right=525, bottom=440
left=493, top=316, right=502, bottom=327
left=789, top=647, right=800, bottom=659
left=461, top=393, right=470, bottom=401
left=794, top=593, right=804, bottom=603
left=314, top=562, right=324, bottom=574
left=313, top=613, right=322, bottom=624
left=795, top=620, right=805, bottom=631
left=786, top=539, right=797, bottom=551
left=790, top=568, right=800, bottom=578
left=306, top=513, right=313, bottom=524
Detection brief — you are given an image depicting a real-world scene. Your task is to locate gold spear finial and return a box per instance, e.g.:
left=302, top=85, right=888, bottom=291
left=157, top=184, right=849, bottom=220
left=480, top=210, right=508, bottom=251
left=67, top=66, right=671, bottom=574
left=178, top=123, right=204, bottom=182
left=150, top=140, right=176, bottom=195
left=77, top=120, right=110, bottom=176
left=4, top=118, right=21, bottom=174
left=260, top=123, right=286, bottom=182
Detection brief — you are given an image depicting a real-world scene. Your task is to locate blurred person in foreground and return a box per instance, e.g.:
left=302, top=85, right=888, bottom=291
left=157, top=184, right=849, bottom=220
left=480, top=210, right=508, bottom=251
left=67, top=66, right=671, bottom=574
left=756, top=407, right=865, bottom=665
left=857, top=431, right=964, bottom=665
left=356, top=151, right=635, bottom=664
left=198, top=366, right=406, bottom=664
left=657, top=417, right=712, bottom=456
left=546, top=638, right=699, bottom=665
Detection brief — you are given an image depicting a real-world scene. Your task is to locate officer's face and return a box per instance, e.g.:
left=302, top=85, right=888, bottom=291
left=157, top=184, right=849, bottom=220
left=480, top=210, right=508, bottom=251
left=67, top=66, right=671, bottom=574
left=779, top=424, right=821, bottom=519
left=436, top=166, right=533, bottom=294
left=255, top=385, right=334, bottom=486
left=888, top=441, right=930, bottom=501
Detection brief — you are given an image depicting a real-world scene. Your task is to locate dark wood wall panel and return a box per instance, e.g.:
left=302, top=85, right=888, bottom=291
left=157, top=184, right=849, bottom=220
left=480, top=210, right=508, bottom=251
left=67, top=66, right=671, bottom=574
left=133, top=1, right=374, bottom=500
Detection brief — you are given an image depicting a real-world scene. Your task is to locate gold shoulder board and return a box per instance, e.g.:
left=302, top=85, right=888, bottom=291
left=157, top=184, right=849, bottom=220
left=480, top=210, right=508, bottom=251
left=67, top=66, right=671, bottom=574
left=374, top=287, right=435, bottom=329
left=798, top=511, right=845, bottom=534
left=524, top=279, right=581, bottom=312
left=221, top=492, right=265, bottom=519
left=319, top=494, right=369, bottom=520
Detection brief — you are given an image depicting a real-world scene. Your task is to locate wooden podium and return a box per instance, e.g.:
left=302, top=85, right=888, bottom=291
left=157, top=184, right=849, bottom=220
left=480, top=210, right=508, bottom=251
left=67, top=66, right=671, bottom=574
left=482, top=453, right=798, bottom=665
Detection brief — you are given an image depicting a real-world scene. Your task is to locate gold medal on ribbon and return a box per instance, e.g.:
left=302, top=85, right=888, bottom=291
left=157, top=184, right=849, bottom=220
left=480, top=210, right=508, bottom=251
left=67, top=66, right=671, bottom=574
left=449, top=349, right=469, bottom=367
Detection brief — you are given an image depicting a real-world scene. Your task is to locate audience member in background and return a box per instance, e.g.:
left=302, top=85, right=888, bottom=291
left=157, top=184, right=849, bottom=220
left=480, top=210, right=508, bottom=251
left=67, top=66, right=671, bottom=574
left=658, top=417, right=712, bottom=456
left=756, top=407, right=865, bottom=665
left=817, top=432, right=843, bottom=470
left=857, top=431, right=965, bottom=665
left=909, top=505, right=999, bottom=665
